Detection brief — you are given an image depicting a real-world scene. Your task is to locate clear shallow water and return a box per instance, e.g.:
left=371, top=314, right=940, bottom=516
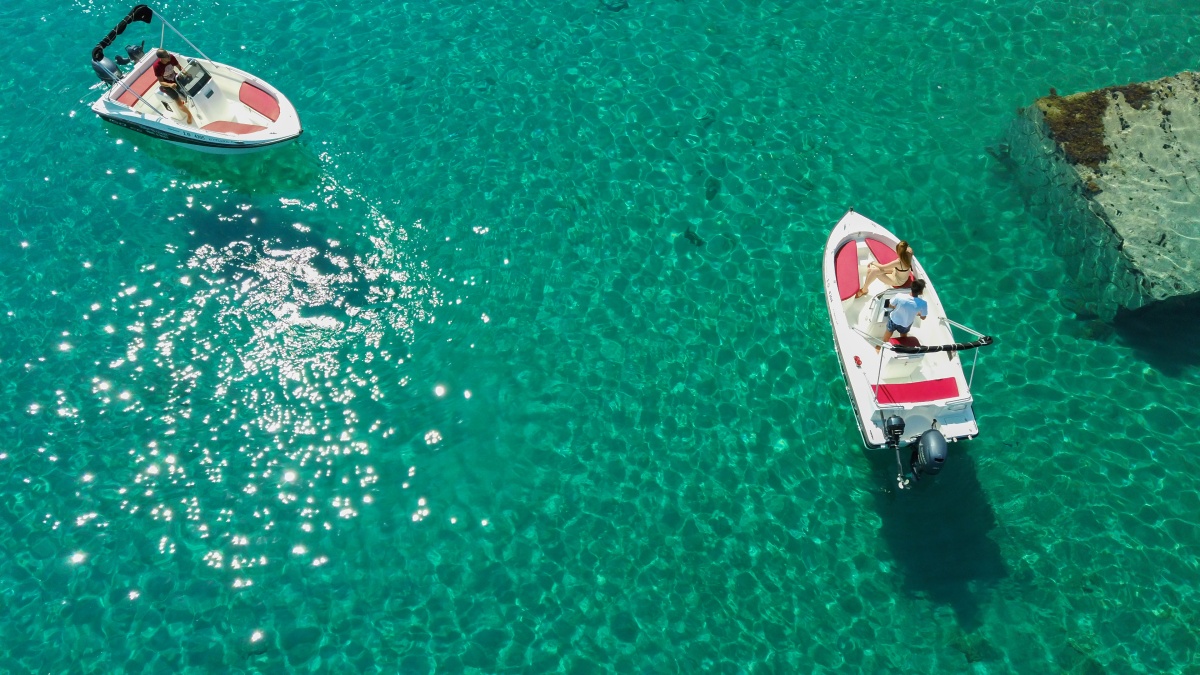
left=2, top=0, right=1199, bottom=671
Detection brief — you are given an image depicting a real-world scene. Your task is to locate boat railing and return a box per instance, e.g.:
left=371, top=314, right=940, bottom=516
left=149, top=8, right=216, bottom=66
left=850, top=320, right=988, bottom=409
left=850, top=326, right=886, bottom=349
left=93, top=5, right=216, bottom=114
left=849, top=327, right=891, bottom=408
left=941, top=318, right=986, bottom=389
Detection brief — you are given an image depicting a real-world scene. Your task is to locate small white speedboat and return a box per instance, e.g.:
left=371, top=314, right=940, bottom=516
left=90, top=5, right=302, bottom=154
left=823, top=209, right=993, bottom=489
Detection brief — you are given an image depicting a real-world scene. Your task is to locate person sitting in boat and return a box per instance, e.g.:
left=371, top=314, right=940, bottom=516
left=878, top=279, right=927, bottom=350
left=153, top=49, right=195, bottom=126
left=853, top=240, right=913, bottom=299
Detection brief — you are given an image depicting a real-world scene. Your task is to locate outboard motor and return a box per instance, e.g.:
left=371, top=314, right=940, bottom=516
left=910, top=429, right=949, bottom=480
left=883, top=415, right=905, bottom=449
left=125, top=41, right=146, bottom=62
left=885, top=415, right=912, bottom=490
left=92, top=56, right=122, bottom=83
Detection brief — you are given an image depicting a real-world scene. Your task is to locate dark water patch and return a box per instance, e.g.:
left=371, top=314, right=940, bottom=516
left=704, top=176, right=720, bottom=201
left=177, top=204, right=384, bottom=307
left=281, top=625, right=323, bottom=665
left=98, top=124, right=322, bottom=195
left=705, top=232, right=736, bottom=257
left=181, top=204, right=342, bottom=259
left=868, top=447, right=1008, bottom=631
left=1112, top=296, right=1200, bottom=376
left=180, top=204, right=297, bottom=250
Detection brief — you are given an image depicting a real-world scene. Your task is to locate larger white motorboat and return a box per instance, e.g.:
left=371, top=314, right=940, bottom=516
left=90, top=5, right=302, bottom=154
left=823, top=209, right=993, bottom=489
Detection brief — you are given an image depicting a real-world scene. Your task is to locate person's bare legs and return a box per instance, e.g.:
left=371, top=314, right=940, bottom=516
left=164, top=85, right=195, bottom=125
left=178, top=99, right=195, bottom=125
left=855, top=267, right=889, bottom=298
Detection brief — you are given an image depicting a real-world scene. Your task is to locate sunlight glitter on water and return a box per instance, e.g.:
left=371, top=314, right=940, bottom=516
left=3, top=0, right=1198, bottom=671
left=56, top=207, right=446, bottom=588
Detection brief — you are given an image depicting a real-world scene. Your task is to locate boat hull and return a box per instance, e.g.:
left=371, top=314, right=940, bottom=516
left=91, top=52, right=302, bottom=154
left=95, top=110, right=300, bottom=154
left=823, top=209, right=980, bottom=449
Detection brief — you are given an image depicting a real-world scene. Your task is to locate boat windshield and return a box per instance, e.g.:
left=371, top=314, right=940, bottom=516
left=177, top=60, right=212, bottom=97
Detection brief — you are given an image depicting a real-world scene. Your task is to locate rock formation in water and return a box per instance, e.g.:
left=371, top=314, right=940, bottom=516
left=1005, top=71, right=1200, bottom=320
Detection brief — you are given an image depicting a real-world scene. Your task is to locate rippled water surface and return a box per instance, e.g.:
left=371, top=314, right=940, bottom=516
left=2, top=0, right=1200, bottom=671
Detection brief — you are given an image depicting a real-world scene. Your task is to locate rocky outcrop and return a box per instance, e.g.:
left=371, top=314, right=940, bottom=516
left=1004, top=72, right=1200, bottom=320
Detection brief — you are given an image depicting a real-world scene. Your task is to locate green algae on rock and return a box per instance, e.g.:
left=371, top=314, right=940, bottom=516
left=1037, top=83, right=1154, bottom=168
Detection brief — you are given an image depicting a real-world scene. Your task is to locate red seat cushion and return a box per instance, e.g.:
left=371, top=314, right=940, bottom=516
left=116, top=68, right=160, bottom=107
left=835, top=241, right=860, bottom=301
left=865, top=238, right=898, bottom=264
left=239, top=82, right=280, bottom=122
left=202, top=121, right=266, bottom=135
left=872, top=377, right=959, bottom=404
left=866, top=238, right=914, bottom=287
left=889, top=336, right=921, bottom=347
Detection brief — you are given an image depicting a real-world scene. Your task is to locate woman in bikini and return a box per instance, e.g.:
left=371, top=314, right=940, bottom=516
left=853, top=240, right=913, bottom=298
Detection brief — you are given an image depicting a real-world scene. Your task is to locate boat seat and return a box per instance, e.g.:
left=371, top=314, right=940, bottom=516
left=115, top=67, right=159, bottom=107
left=865, top=237, right=897, bottom=264
left=873, top=377, right=959, bottom=404
left=882, top=336, right=923, bottom=378
left=240, top=82, right=280, bottom=122
left=865, top=237, right=915, bottom=287
left=834, top=240, right=860, bottom=301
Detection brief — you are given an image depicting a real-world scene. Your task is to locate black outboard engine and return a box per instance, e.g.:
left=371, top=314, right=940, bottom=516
left=885, top=415, right=911, bottom=490
left=125, top=41, right=146, bottom=62
left=92, top=55, right=122, bottom=83
left=883, top=416, right=905, bottom=449
left=910, top=429, right=948, bottom=480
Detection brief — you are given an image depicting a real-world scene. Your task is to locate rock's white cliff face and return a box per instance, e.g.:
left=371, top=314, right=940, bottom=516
left=1006, top=72, right=1200, bottom=320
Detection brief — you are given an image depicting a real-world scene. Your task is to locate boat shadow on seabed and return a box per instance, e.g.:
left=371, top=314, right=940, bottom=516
left=865, top=445, right=1008, bottom=631
left=100, top=122, right=322, bottom=195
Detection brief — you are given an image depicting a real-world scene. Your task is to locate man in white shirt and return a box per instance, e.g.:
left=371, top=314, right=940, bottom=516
left=879, top=279, right=928, bottom=349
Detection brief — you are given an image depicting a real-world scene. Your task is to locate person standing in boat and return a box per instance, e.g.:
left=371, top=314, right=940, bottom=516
left=854, top=240, right=913, bottom=298
left=879, top=279, right=928, bottom=349
left=153, top=49, right=195, bottom=126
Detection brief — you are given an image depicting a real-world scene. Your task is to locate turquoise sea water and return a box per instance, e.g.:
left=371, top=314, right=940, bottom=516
left=2, top=0, right=1200, bottom=671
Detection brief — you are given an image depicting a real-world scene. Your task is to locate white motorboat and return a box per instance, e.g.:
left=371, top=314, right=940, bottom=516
left=90, top=5, right=302, bottom=154
left=823, top=209, right=993, bottom=489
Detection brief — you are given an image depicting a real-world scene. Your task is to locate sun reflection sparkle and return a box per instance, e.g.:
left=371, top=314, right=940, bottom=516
left=71, top=195, right=443, bottom=584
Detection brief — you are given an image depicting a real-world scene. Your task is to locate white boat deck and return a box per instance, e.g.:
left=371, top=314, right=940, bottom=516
left=109, top=55, right=277, bottom=130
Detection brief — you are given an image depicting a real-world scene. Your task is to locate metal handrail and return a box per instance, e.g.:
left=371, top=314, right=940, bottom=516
left=850, top=323, right=981, bottom=407
left=151, top=9, right=215, bottom=65
left=944, top=318, right=986, bottom=338
left=939, top=318, right=986, bottom=388
left=850, top=326, right=887, bottom=349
